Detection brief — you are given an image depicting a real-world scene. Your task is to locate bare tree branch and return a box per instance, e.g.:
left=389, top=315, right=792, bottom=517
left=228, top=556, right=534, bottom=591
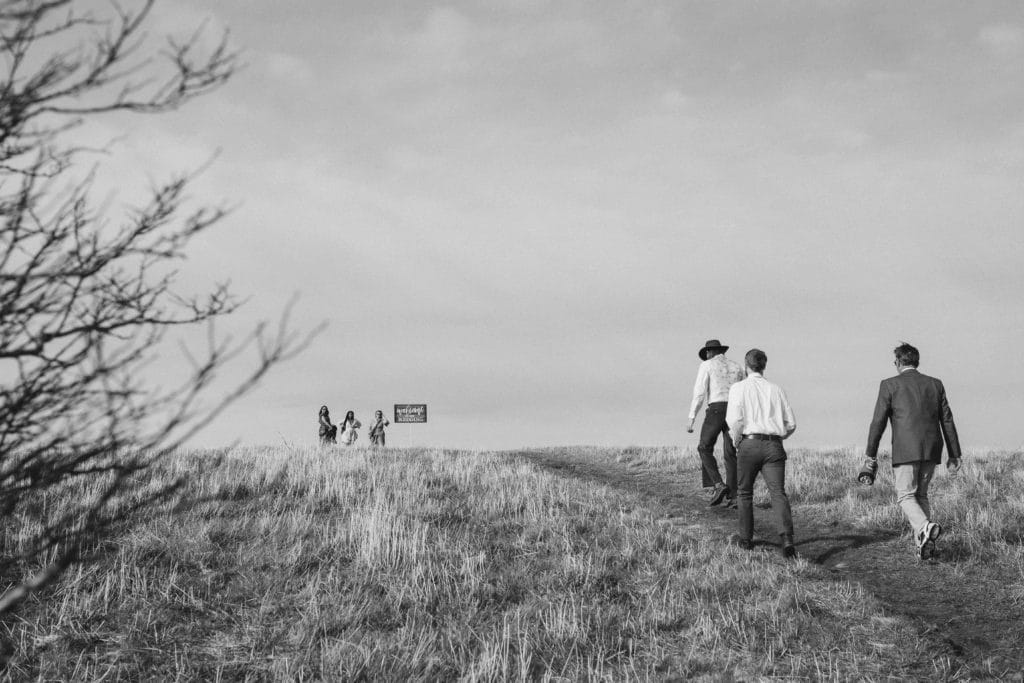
left=0, top=0, right=317, bottom=621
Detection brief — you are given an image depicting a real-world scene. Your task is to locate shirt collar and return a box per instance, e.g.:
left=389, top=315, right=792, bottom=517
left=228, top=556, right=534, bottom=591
left=747, top=372, right=763, bottom=378
left=899, top=366, right=918, bottom=374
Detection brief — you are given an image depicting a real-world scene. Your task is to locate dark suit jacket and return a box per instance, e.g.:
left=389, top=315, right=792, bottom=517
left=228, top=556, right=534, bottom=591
left=866, top=368, right=962, bottom=465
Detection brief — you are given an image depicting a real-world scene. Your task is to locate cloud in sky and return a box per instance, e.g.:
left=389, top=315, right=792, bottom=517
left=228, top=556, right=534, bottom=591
left=58, top=0, right=1024, bottom=450
left=265, top=52, right=317, bottom=87
left=978, top=23, right=1024, bottom=57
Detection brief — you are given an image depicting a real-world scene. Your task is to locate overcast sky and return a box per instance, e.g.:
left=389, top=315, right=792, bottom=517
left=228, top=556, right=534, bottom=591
left=82, top=1, right=1024, bottom=450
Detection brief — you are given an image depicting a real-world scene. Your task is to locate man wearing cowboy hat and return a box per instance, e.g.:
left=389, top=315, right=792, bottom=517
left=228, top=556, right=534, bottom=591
left=864, top=342, right=963, bottom=560
left=688, top=338, right=746, bottom=506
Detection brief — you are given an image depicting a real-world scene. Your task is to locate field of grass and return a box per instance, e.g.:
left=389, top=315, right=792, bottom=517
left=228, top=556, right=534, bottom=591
left=1, top=444, right=1022, bottom=680
left=588, top=444, right=1024, bottom=562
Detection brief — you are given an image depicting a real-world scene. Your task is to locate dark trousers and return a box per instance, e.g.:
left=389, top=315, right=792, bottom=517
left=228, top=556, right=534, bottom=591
left=736, top=437, right=794, bottom=542
left=698, top=402, right=736, bottom=493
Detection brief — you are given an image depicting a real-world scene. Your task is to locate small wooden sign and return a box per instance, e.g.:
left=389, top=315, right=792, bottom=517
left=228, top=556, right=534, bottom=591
left=394, top=404, right=427, bottom=423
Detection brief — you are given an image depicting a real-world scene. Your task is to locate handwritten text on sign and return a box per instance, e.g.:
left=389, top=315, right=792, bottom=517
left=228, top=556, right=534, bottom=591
left=394, top=404, right=427, bottom=423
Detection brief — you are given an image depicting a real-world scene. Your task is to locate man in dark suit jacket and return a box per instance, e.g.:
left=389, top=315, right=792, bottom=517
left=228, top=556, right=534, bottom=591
left=865, top=342, right=962, bottom=560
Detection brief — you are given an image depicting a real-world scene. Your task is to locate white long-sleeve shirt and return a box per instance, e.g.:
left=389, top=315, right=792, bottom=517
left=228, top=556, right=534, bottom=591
left=725, top=373, right=796, bottom=446
left=688, top=355, right=746, bottom=420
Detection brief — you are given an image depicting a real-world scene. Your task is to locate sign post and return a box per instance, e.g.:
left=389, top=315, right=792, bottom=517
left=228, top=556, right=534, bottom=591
left=394, top=404, right=427, bottom=447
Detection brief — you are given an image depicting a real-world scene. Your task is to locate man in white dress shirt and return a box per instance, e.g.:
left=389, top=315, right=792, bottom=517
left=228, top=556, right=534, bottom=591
left=687, top=339, right=746, bottom=507
left=726, top=348, right=797, bottom=558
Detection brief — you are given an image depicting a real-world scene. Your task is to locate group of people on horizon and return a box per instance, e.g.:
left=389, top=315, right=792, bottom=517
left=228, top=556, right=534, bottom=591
left=318, top=406, right=390, bottom=447
left=687, top=338, right=961, bottom=561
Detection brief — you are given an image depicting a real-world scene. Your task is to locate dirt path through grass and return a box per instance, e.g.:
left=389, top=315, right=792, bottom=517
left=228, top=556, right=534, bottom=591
left=517, top=449, right=1024, bottom=680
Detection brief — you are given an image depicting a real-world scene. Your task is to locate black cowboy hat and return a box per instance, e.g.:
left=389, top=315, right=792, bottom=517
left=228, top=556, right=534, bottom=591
left=698, top=339, right=729, bottom=360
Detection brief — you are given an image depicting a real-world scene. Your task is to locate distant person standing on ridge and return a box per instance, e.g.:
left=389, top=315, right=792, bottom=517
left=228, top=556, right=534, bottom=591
left=318, top=406, right=337, bottom=445
left=369, top=410, right=390, bottom=447
left=340, top=410, right=361, bottom=446
left=864, top=342, right=962, bottom=560
left=726, top=348, right=797, bottom=558
left=688, top=339, right=746, bottom=507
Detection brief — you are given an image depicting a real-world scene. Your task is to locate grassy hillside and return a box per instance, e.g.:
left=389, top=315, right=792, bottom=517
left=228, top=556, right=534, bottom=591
left=2, top=445, right=1022, bottom=680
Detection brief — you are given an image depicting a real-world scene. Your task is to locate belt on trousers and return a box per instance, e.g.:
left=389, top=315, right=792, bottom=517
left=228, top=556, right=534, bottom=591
left=745, top=433, right=782, bottom=441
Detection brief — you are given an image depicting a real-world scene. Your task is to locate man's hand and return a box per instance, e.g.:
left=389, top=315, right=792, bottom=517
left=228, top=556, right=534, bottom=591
left=857, top=456, right=879, bottom=485
left=686, top=419, right=695, bottom=433
left=947, top=457, right=961, bottom=475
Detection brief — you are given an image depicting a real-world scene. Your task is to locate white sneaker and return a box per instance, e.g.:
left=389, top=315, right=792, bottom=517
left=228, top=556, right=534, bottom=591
left=916, top=521, right=941, bottom=560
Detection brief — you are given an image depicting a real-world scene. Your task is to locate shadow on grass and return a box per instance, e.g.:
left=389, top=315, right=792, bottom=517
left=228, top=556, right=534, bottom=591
left=796, top=530, right=901, bottom=564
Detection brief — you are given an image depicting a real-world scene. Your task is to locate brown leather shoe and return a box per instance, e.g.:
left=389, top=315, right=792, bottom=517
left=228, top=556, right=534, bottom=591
left=781, top=535, right=797, bottom=560
left=708, top=483, right=728, bottom=507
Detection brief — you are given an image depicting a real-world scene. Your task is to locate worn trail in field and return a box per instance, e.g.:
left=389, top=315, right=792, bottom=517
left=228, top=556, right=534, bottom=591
left=517, top=449, right=1024, bottom=681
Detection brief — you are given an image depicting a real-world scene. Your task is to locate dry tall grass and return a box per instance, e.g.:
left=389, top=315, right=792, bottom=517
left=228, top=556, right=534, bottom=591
left=599, top=445, right=1024, bottom=561
left=2, top=445, right=1021, bottom=680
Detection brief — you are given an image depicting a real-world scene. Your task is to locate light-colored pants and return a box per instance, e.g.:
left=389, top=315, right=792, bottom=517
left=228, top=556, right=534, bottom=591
left=893, top=461, right=936, bottom=532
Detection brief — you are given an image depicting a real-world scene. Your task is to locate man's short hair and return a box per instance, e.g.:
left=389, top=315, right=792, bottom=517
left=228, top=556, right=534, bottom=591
left=745, top=348, right=767, bottom=373
left=893, top=342, right=919, bottom=368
